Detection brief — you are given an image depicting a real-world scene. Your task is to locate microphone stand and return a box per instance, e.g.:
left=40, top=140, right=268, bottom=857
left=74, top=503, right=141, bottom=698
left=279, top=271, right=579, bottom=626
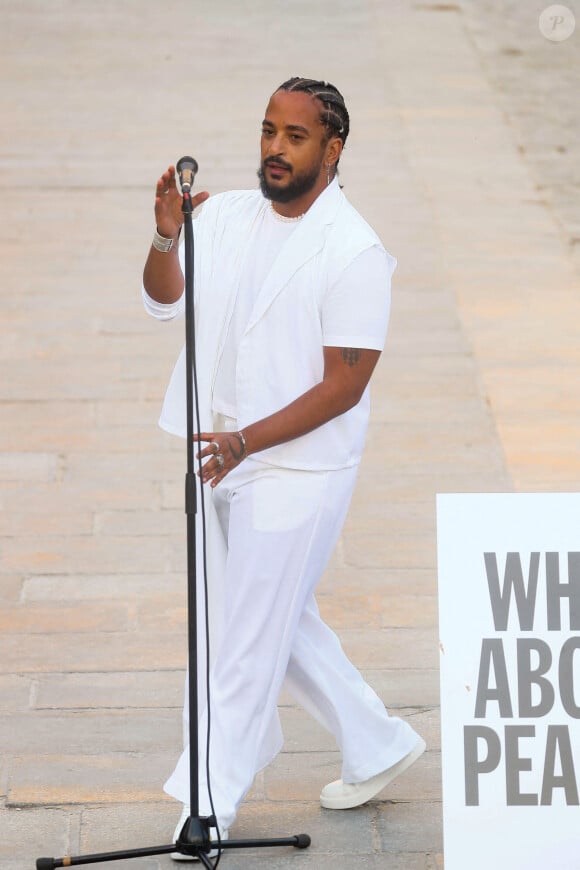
left=36, top=165, right=311, bottom=868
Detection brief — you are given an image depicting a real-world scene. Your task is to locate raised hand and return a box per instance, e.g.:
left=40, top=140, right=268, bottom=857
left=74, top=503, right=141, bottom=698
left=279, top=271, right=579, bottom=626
left=154, top=165, right=209, bottom=239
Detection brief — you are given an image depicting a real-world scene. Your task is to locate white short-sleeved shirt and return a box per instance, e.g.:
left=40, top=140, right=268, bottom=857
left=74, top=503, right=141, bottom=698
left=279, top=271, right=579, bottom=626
left=321, top=244, right=391, bottom=350
left=142, top=182, right=396, bottom=469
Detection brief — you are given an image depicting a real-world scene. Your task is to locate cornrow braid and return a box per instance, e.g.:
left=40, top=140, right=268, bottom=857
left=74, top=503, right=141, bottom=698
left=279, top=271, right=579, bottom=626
left=276, top=76, right=350, bottom=148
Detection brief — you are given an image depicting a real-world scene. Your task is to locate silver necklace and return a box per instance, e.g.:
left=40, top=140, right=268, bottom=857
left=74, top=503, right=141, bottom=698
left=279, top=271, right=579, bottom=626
left=268, top=202, right=304, bottom=223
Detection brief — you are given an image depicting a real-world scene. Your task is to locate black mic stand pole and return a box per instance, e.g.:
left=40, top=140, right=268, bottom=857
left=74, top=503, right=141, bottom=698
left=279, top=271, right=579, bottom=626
left=36, top=161, right=311, bottom=868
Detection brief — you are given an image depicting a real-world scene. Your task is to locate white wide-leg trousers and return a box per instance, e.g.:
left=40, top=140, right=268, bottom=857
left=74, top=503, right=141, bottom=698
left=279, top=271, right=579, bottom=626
left=163, top=457, right=420, bottom=829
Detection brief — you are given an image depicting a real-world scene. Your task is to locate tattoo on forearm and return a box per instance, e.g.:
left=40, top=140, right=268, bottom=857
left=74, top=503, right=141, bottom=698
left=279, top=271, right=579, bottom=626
left=228, top=434, right=245, bottom=461
left=341, top=348, right=361, bottom=367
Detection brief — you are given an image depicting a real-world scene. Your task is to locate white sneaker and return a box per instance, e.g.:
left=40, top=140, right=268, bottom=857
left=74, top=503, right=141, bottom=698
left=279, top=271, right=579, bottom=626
left=320, top=738, right=426, bottom=809
left=171, top=804, right=229, bottom=862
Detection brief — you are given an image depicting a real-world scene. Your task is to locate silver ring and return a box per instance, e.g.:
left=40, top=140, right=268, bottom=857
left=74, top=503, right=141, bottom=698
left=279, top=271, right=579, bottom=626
left=209, top=441, right=220, bottom=454
left=215, top=454, right=225, bottom=469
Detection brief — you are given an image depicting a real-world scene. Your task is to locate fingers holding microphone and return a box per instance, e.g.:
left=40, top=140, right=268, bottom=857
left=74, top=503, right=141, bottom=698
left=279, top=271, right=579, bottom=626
left=154, top=165, right=209, bottom=239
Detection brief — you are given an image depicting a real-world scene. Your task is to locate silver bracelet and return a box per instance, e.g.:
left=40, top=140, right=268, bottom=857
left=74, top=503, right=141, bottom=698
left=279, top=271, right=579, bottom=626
left=237, top=430, right=247, bottom=457
left=152, top=228, right=176, bottom=253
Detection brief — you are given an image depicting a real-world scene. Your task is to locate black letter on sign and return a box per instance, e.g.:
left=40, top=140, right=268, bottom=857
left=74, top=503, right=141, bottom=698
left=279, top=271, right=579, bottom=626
left=517, top=638, right=555, bottom=717
left=541, top=725, right=579, bottom=806
left=474, top=639, right=513, bottom=718
left=484, top=552, right=540, bottom=631
left=464, top=726, right=501, bottom=806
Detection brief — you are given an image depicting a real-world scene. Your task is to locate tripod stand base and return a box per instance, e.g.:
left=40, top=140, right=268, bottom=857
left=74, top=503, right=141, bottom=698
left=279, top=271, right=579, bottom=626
left=37, top=831, right=311, bottom=868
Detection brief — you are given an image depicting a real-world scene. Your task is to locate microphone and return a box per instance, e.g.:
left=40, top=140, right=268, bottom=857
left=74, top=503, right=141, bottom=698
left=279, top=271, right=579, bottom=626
left=176, top=156, right=198, bottom=194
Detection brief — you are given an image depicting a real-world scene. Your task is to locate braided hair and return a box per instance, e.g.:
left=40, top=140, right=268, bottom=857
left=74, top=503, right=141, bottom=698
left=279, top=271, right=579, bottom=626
left=275, top=77, right=350, bottom=160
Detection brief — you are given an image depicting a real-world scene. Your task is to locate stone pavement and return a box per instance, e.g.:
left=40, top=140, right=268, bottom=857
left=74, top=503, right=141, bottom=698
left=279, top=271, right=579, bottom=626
left=1, top=1, right=579, bottom=867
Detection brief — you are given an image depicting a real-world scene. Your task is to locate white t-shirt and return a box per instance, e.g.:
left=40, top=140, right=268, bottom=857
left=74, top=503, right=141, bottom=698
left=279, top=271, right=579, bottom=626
left=212, top=203, right=391, bottom=419
left=213, top=204, right=301, bottom=417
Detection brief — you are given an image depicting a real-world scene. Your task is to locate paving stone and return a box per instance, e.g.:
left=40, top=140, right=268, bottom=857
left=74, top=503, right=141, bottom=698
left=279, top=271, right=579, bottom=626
left=402, top=706, right=441, bottom=749
left=35, top=670, right=184, bottom=711
left=1, top=534, right=172, bottom=575
left=94, top=398, right=173, bottom=430
left=22, top=573, right=186, bottom=602
left=0, top=575, right=24, bottom=603
left=0, top=756, right=7, bottom=794
left=278, top=708, right=339, bottom=755
left=0, top=675, right=34, bottom=712
left=85, top=424, right=172, bottom=453
left=0, top=401, right=95, bottom=452
left=162, top=854, right=438, bottom=870
left=352, top=469, right=512, bottom=506
left=0, top=405, right=169, bottom=453
left=342, top=499, right=435, bottom=538
left=136, top=600, right=187, bottom=634
left=376, top=800, right=443, bottom=854
left=379, top=353, right=479, bottom=401
left=0, top=632, right=187, bottom=674
left=360, top=669, right=440, bottom=710
left=0, top=806, right=80, bottom=866
left=369, top=395, right=495, bottom=431
left=383, top=751, right=442, bottom=803
left=0, top=505, right=94, bottom=537
left=0, top=604, right=128, bottom=635
left=96, top=509, right=183, bottom=537
left=160, top=478, right=187, bottom=511
left=233, top=800, right=376, bottom=855
left=0, top=709, right=179, bottom=755
left=63, top=451, right=185, bottom=484
left=0, top=452, right=61, bottom=483
left=77, top=800, right=190, bottom=856
left=332, top=627, right=439, bottom=671
left=262, top=752, right=339, bottom=804
left=0, top=478, right=162, bottom=518
left=318, top=591, right=438, bottom=630
left=318, top=566, right=436, bottom=596
left=342, top=532, right=435, bottom=571
left=7, top=754, right=178, bottom=806
left=0, top=359, right=138, bottom=402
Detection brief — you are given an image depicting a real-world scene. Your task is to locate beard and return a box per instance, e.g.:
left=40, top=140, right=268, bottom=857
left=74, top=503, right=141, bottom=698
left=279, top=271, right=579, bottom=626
left=257, top=158, right=322, bottom=204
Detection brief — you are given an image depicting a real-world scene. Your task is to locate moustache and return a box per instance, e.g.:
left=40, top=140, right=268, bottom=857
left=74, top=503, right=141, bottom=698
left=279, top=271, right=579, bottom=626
left=263, top=157, right=292, bottom=172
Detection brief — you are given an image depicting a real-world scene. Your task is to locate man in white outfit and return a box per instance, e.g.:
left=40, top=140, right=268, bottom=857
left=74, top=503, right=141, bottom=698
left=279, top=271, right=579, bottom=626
left=142, top=77, right=425, bottom=859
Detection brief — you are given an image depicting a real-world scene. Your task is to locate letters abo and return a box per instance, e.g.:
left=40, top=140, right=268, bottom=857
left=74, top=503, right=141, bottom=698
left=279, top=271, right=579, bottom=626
left=465, top=552, right=580, bottom=807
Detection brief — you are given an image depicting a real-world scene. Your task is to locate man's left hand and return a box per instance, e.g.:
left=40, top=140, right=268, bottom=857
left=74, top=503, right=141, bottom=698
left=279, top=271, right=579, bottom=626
left=196, top=431, right=247, bottom=487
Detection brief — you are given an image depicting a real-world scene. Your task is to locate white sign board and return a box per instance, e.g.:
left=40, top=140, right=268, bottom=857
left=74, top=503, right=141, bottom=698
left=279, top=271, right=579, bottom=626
left=437, top=493, right=580, bottom=870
